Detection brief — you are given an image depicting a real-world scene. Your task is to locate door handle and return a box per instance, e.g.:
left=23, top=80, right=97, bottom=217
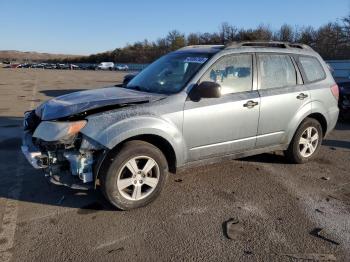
left=297, top=93, right=308, bottom=100
left=243, top=100, right=259, bottom=108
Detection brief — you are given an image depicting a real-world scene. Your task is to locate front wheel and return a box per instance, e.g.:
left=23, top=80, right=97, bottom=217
left=285, top=118, right=323, bottom=164
left=100, top=140, right=168, bottom=210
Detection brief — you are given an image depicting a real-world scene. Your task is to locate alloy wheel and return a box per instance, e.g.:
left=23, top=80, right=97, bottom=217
left=116, top=156, right=160, bottom=201
left=299, top=127, right=319, bottom=158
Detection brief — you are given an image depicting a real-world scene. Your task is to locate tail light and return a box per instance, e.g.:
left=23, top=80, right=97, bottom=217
left=331, top=84, right=339, bottom=101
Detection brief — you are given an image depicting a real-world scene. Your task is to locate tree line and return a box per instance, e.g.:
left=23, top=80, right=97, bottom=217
left=63, top=14, right=350, bottom=64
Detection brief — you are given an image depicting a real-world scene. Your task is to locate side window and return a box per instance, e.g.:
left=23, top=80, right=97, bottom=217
left=258, top=54, right=297, bottom=89
left=201, top=54, right=253, bottom=95
left=298, top=56, right=326, bottom=83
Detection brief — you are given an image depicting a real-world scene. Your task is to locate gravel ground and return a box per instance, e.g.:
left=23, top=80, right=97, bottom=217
left=0, top=68, right=349, bottom=262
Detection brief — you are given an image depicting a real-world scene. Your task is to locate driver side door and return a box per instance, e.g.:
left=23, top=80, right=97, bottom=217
left=183, top=53, right=260, bottom=161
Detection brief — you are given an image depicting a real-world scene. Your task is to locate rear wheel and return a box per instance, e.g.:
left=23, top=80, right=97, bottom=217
left=100, top=140, right=168, bottom=210
left=285, top=118, right=323, bottom=164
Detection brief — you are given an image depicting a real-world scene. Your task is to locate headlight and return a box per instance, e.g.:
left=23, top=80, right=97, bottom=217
left=66, top=121, right=87, bottom=136
left=33, top=120, right=87, bottom=142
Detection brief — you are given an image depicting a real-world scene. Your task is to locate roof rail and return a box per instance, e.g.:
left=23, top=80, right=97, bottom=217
left=178, top=45, right=224, bottom=51
left=225, top=41, right=312, bottom=50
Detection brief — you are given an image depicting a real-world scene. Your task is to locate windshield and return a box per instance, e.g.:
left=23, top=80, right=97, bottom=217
left=126, top=53, right=211, bottom=94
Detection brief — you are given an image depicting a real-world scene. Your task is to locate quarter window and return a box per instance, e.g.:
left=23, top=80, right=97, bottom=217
left=201, top=54, right=253, bottom=95
left=298, top=56, right=326, bottom=83
left=258, top=54, right=297, bottom=89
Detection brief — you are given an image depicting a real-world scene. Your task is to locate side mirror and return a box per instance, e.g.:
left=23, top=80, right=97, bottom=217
left=189, top=81, right=221, bottom=101
left=122, top=74, right=137, bottom=87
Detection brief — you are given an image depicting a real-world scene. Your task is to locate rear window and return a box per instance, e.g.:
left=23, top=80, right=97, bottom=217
left=258, top=54, right=297, bottom=89
left=298, top=56, right=326, bottom=83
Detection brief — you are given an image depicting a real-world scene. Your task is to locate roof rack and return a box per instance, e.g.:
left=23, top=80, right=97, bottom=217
left=178, top=45, right=224, bottom=51
left=225, top=41, right=312, bottom=50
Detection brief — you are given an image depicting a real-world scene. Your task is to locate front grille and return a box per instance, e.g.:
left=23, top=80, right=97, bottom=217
left=24, top=110, right=41, bottom=132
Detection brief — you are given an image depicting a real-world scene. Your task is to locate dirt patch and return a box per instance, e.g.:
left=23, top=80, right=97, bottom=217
left=0, top=108, right=10, bottom=113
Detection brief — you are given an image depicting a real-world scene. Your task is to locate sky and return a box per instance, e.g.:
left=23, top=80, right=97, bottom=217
left=0, top=0, right=349, bottom=55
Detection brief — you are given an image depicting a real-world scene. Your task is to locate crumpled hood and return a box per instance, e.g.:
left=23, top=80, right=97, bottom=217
left=36, top=86, right=166, bottom=120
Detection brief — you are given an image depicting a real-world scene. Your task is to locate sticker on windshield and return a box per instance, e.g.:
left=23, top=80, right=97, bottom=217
left=184, top=57, right=208, bottom=64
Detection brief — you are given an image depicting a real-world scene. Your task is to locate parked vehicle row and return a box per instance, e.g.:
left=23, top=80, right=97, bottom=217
left=2, top=62, right=129, bottom=71
left=95, top=62, right=129, bottom=71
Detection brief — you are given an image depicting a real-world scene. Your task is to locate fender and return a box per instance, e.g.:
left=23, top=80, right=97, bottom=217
left=285, top=99, right=334, bottom=144
left=285, top=101, right=313, bottom=144
left=311, top=100, right=338, bottom=137
left=81, top=113, right=187, bottom=167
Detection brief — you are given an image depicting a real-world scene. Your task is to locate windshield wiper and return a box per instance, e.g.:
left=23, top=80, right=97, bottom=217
left=127, top=85, right=143, bottom=91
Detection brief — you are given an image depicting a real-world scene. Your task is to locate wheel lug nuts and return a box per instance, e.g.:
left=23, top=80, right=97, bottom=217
left=139, top=180, right=143, bottom=184
left=134, top=180, right=137, bottom=184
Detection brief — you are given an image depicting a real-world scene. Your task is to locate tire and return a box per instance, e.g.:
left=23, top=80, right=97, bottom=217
left=285, top=118, right=323, bottom=164
left=100, top=140, right=168, bottom=210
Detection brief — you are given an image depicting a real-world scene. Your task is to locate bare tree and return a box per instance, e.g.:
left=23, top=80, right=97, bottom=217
left=296, top=26, right=316, bottom=46
left=254, top=24, right=273, bottom=41
left=219, top=22, right=238, bottom=44
left=187, top=33, right=201, bottom=45
left=277, top=24, right=295, bottom=42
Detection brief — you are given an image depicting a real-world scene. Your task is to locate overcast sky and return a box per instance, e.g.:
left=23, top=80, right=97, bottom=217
left=1, top=0, right=349, bottom=55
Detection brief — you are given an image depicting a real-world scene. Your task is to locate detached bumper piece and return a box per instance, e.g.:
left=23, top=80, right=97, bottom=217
left=46, top=172, right=93, bottom=191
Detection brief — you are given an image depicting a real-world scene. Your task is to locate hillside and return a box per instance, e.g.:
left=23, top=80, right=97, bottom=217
left=0, top=50, right=84, bottom=62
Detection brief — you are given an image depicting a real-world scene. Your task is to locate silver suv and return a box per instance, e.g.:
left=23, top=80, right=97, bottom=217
left=22, top=42, right=339, bottom=210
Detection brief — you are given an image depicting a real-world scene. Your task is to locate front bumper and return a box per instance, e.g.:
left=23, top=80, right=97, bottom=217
left=21, top=129, right=99, bottom=190
left=21, top=145, right=45, bottom=169
left=21, top=131, right=47, bottom=169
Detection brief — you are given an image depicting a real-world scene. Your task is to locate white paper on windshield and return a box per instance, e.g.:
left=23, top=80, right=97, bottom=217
left=184, top=57, right=208, bottom=64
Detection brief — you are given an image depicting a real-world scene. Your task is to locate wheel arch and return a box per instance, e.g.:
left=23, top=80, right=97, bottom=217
left=124, top=134, right=177, bottom=173
left=289, top=112, right=328, bottom=144
left=95, top=134, right=179, bottom=187
left=306, top=113, right=327, bottom=137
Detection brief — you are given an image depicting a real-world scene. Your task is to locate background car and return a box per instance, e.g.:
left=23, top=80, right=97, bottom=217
left=96, top=62, right=114, bottom=70
left=115, top=64, right=129, bottom=71
left=44, top=64, right=57, bottom=69
left=337, top=81, right=350, bottom=121
left=70, top=64, right=80, bottom=70
left=56, top=63, right=70, bottom=70
left=31, top=63, right=46, bottom=69
left=10, top=63, right=21, bottom=68
left=17, top=63, right=31, bottom=68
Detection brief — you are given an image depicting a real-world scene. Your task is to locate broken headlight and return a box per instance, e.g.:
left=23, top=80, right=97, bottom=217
left=33, top=120, right=87, bottom=142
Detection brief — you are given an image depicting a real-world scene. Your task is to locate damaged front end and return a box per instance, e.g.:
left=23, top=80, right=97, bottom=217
left=21, top=110, right=106, bottom=190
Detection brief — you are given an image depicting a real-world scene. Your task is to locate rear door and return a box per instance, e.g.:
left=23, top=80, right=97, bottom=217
left=256, top=53, right=310, bottom=147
